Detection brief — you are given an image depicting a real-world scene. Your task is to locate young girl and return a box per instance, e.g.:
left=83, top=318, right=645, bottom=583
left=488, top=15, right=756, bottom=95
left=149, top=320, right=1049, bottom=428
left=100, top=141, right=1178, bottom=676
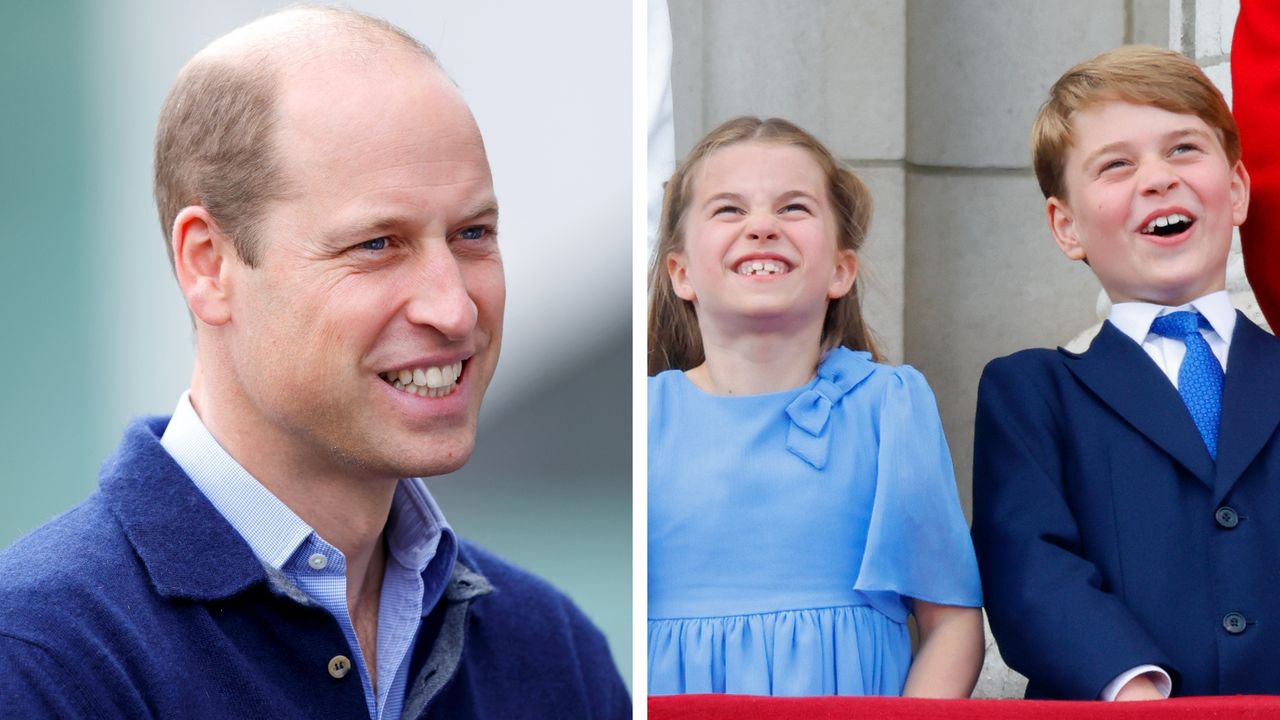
left=648, top=117, right=984, bottom=697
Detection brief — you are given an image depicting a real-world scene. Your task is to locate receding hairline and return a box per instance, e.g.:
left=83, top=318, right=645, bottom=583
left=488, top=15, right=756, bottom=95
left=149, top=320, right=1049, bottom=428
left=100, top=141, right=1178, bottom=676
left=188, top=5, right=439, bottom=85
left=197, top=5, right=436, bottom=59
left=154, top=4, right=447, bottom=269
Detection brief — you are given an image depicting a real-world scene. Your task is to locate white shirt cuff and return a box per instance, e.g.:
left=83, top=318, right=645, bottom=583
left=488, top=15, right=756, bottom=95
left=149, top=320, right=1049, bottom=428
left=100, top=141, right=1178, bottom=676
left=1100, top=665, right=1172, bottom=700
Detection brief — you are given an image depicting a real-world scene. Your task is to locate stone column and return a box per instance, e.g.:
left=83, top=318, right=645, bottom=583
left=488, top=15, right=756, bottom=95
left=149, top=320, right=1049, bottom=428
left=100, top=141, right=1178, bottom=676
left=903, top=0, right=1128, bottom=519
left=669, top=0, right=909, bottom=361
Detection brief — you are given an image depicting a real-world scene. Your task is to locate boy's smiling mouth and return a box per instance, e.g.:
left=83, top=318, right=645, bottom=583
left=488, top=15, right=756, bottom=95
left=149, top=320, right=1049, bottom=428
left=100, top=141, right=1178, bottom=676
left=1138, top=210, right=1196, bottom=238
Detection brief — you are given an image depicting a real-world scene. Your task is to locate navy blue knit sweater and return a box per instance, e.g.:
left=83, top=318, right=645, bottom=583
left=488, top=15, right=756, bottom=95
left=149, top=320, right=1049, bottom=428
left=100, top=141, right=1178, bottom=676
left=0, top=418, right=630, bottom=718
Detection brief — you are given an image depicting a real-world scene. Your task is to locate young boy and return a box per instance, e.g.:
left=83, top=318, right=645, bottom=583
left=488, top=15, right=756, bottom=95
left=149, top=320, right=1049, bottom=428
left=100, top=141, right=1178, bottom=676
left=972, top=46, right=1280, bottom=700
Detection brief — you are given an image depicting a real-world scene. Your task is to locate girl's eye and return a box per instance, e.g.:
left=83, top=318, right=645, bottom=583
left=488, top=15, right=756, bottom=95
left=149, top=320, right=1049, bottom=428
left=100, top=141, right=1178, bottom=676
left=358, top=237, right=389, bottom=251
left=712, top=205, right=742, bottom=216
left=1100, top=159, right=1127, bottom=172
left=781, top=203, right=810, bottom=214
left=457, top=225, right=490, bottom=241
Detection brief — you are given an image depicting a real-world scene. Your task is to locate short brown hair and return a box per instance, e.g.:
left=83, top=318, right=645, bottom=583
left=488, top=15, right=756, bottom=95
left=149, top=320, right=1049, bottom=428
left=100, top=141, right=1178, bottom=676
left=1031, top=45, right=1239, bottom=200
left=153, top=6, right=435, bottom=268
left=647, top=116, right=881, bottom=375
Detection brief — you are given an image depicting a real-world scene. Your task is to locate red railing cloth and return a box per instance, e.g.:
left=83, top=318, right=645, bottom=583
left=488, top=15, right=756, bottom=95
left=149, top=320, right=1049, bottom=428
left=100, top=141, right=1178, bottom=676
left=650, top=694, right=1280, bottom=719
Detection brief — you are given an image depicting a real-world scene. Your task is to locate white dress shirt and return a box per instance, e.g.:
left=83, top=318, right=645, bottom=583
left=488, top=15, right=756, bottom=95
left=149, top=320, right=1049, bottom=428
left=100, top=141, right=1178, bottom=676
left=1108, top=290, right=1235, bottom=383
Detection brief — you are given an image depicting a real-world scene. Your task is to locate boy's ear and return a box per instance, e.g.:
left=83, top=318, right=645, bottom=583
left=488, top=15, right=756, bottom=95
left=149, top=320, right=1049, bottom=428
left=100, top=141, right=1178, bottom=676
left=667, top=251, right=696, bottom=301
left=1230, top=160, right=1251, bottom=227
left=828, top=248, right=858, bottom=300
left=172, top=206, right=236, bottom=327
left=1047, top=196, right=1087, bottom=262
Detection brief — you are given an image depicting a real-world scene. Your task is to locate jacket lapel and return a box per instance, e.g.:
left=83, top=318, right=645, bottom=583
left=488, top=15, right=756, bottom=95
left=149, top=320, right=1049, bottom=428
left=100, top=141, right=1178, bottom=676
left=1213, top=312, right=1280, bottom=504
left=1063, top=321, right=1215, bottom=487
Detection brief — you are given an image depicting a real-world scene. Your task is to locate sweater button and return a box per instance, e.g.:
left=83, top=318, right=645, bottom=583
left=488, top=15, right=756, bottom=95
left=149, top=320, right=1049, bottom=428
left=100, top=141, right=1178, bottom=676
left=1223, top=612, right=1247, bottom=635
left=1215, top=507, right=1239, bottom=529
left=328, top=655, right=352, bottom=679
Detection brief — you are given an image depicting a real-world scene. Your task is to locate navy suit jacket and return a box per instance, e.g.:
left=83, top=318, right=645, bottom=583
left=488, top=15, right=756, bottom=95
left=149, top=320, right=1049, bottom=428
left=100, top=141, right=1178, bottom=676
left=972, top=313, right=1280, bottom=699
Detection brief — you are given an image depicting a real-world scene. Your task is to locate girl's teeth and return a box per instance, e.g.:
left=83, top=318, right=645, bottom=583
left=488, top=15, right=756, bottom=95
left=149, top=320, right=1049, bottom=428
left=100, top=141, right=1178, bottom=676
left=737, top=259, right=787, bottom=275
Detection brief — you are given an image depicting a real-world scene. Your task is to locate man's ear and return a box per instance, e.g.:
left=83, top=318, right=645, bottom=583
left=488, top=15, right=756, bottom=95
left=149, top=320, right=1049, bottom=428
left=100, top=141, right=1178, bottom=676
left=172, top=206, right=235, bottom=326
left=828, top=248, right=858, bottom=299
left=1047, top=196, right=1086, bottom=261
left=668, top=251, right=696, bottom=301
left=1231, top=160, right=1251, bottom=227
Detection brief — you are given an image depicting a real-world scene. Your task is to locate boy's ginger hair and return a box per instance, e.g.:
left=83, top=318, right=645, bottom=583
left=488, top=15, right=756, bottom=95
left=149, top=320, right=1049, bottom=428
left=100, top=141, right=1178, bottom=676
left=1031, top=45, right=1240, bottom=201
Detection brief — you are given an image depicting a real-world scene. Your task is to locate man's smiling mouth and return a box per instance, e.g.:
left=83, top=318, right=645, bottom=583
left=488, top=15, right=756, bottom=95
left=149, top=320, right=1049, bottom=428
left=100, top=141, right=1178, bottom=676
left=379, top=361, right=463, bottom=398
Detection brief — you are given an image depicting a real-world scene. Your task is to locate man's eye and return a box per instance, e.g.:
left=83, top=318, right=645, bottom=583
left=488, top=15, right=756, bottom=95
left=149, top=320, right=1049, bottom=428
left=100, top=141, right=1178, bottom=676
left=458, top=226, right=489, bottom=241
left=358, top=237, right=389, bottom=251
left=1171, top=143, right=1200, bottom=156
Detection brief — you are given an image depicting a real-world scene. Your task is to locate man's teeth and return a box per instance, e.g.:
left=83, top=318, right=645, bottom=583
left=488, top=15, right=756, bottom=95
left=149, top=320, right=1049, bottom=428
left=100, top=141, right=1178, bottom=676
left=381, top=361, right=463, bottom=397
left=1142, top=213, right=1193, bottom=234
left=736, top=259, right=788, bottom=276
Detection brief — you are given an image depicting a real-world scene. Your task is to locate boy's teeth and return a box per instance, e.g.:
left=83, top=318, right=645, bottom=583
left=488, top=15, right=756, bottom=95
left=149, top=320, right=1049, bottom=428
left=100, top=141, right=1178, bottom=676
left=736, top=259, right=788, bottom=275
left=381, top=361, right=463, bottom=396
left=1142, top=213, right=1191, bottom=234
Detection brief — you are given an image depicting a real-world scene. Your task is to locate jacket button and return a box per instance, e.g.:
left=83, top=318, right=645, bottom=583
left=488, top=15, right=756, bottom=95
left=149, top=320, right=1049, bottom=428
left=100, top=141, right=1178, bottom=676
left=1215, top=507, right=1239, bottom=529
left=328, top=655, right=352, bottom=679
left=1223, top=612, right=1247, bottom=635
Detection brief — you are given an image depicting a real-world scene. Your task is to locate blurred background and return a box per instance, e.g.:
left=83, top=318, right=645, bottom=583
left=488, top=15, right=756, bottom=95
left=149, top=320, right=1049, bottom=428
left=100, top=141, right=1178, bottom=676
left=0, top=0, right=631, bottom=683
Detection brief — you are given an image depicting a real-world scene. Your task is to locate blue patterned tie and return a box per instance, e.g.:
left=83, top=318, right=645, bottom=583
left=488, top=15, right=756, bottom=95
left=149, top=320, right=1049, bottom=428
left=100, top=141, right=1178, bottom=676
left=1149, top=311, right=1223, bottom=459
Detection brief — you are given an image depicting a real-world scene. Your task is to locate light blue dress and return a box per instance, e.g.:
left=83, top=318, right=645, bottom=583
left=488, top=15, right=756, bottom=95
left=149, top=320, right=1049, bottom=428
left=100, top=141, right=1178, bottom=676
left=648, top=347, right=982, bottom=696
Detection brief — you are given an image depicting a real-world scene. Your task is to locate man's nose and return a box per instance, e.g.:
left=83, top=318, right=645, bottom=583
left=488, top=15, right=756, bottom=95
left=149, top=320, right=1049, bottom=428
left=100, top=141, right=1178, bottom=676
left=405, top=246, right=478, bottom=340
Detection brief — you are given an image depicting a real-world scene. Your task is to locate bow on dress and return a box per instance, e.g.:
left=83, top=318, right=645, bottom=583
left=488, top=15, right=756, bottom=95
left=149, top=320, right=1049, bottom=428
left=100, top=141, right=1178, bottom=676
left=783, top=350, right=875, bottom=469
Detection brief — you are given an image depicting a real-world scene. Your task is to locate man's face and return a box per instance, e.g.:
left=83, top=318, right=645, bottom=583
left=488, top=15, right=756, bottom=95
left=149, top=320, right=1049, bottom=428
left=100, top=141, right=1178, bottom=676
left=1048, top=101, right=1249, bottom=306
left=222, top=54, right=503, bottom=481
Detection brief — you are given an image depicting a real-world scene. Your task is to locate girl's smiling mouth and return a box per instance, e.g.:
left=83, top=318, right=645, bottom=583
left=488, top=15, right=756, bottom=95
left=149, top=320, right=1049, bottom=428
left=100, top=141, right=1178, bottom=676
left=735, top=259, right=790, bottom=276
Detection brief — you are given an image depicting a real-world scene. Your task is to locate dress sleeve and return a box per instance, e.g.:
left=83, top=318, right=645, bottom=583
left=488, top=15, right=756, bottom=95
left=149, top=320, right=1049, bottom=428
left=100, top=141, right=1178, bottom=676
left=853, top=366, right=983, bottom=620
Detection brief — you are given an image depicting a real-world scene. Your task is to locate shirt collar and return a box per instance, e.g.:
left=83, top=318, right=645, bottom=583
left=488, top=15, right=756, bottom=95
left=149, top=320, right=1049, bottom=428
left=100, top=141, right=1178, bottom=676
left=160, top=391, right=453, bottom=576
left=1108, top=290, right=1236, bottom=347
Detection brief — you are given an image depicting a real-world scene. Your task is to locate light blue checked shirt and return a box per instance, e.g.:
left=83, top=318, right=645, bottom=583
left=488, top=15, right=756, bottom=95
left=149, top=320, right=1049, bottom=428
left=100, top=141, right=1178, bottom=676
left=160, top=392, right=457, bottom=720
